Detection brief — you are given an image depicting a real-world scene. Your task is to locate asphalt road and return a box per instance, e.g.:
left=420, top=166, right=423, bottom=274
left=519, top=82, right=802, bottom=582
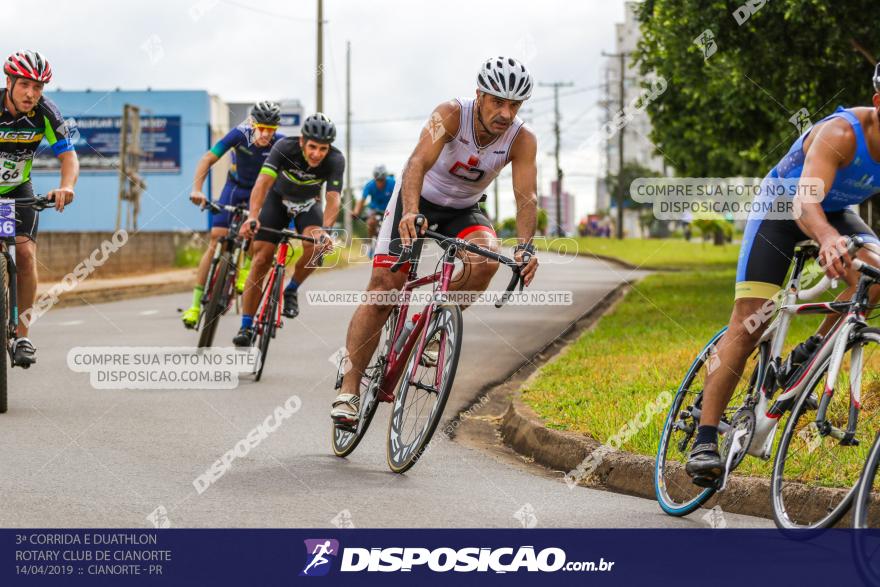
left=1, top=250, right=768, bottom=529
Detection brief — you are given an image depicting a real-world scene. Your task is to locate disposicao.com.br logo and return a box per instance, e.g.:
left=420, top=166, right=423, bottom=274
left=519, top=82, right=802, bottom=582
left=300, top=542, right=614, bottom=575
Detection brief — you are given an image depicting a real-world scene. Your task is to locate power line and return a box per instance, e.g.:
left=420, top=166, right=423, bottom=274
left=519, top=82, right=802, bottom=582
left=220, top=0, right=313, bottom=21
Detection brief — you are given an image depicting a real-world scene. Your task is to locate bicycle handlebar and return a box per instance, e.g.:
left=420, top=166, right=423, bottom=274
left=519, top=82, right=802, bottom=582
left=799, top=236, right=871, bottom=300
left=201, top=200, right=248, bottom=215
left=7, top=195, right=55, bottom=211
left=389, top=214, right=530, bottom=308
left=250, top=220, right=321, bottom=245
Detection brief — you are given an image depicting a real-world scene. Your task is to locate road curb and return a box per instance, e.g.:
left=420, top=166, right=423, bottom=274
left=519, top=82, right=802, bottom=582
left=493, top=273, right=783, bottom=522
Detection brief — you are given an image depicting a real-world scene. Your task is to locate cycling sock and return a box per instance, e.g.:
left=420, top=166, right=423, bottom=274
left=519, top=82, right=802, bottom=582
left=695, top=425, right=718, bottom=447
left=285, top=278, right=299, bottom=293
left=191, top=285, right=204, bottom=308
left=241, top=314, right=253, bottom=329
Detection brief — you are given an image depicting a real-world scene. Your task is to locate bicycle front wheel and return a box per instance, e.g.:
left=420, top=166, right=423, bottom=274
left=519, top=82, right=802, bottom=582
left=0, top=253, right=8, bottom=413
left=198, top=251, right=233, bottom=349
left=253, top=268, right=282, bottom=382
left=386, top=304, right=462, bottom=474
left=771, top=327, right=880, bottom=530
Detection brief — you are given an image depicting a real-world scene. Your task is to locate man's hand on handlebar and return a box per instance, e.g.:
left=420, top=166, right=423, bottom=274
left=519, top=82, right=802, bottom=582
left=399, top=212, right=425, bottom=246
left=317, top=228, right=335, bottom=254
left=47, top=187, right=74, bottom=212
left=190, top=191, right=207, bottom=207
left=241, top=217, right=260, bottom=238
left=818, top=233, right=851, bottom=279
left=515, top=249, right=538, bottom=287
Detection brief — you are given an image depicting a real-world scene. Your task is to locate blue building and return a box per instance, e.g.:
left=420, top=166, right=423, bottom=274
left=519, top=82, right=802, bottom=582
left=31, top=89, right=215, bottom=232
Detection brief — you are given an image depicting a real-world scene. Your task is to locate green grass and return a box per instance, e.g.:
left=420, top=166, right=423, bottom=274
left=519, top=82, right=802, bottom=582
left=537, top=236, right=740, bottom=270
left=521, top=237, right=880, bottom=485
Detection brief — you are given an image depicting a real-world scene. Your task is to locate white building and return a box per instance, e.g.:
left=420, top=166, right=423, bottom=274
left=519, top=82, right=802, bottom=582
left=598, top=1, right=667, bottom=235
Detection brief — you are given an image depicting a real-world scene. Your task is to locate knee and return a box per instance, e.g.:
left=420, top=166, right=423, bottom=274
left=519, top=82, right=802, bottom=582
left=252, top=246, right=274, bottom=268
left=15, top=244, right=36, bottom=275
left=726, top=299, right=774, bottom=345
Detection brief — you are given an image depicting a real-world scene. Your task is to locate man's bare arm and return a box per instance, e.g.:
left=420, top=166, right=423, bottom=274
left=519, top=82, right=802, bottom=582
left=398, top=100, right=461, bottom=244
left=795, top=119, right=855, bottom=278
left=508, top=127, right=539, bottom=286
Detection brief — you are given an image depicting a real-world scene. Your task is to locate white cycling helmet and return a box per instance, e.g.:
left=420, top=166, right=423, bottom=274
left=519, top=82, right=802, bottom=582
left=477, top=56, right=533, bottom=101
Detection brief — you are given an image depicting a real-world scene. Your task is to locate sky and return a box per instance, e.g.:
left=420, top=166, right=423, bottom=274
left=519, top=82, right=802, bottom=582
left=7, top=0, right=630, bottom=221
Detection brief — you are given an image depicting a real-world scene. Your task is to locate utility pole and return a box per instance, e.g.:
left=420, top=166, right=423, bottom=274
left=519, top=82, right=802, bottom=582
left=602, top=50, right=630, bottom=239
left=539, top=81, right=573, bottom=236
left=316, top=0, right=324, bottom=112
left=116, top=104, right=145, bottom=232
left=344, top=40, right=352, bottom=242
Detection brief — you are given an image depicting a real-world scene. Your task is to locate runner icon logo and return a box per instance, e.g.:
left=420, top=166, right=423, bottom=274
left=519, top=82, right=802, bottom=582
left=300, top=539, right=340, bottom=577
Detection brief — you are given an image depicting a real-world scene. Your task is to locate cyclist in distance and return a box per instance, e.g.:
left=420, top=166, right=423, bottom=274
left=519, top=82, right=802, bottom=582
left=1, top=49, right=77, bottom=366
left=183, top=101, right=283, bottom=328
left=235, top=113, right=343, bottom=346
left=685, top=64, right=880, bottom=487
left=331, top=56, right=540, bottom=425
left=353, top=164, right=395, bottom=258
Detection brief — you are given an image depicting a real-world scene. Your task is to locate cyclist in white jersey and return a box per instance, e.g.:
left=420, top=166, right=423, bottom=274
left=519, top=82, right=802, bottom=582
left=331, top=57, right=540, bottom=424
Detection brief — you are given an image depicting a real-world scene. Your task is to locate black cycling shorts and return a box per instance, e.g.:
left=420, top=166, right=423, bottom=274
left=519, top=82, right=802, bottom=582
left=254, top=193, right=324, bottom=245
left=5, top=181, right=38, bottom=242
left=373, top=190, right=496, bottom=269
left=735, top=208, right=880, bottom=299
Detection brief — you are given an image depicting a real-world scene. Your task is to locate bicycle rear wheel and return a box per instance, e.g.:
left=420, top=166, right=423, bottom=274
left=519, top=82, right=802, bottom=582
left=771, top=328, right=880, bottom=530
left=386, top=304, right=462, bottom=474
left=0, top=253, right=7, bottom=413
left=331, top=310, right=395, bottom=457
left=253, top=267, right=282, bottom=382
left=655, top=327, right=760, bottom=516
left=198, top=251, right=233, bottom=349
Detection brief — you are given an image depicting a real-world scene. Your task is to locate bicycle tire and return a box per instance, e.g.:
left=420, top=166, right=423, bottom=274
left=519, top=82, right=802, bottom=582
left=386, top=303, right=463, bottom=474
left=655, top=327, right=726, bottom=516
left=0, top=253, right=7, bottom=414
left=254, top=267, right=282, bottom=382
left=198, top=250, right=233, bottom=349
left=771, top=327, right=880, bottom=531
left=853, top=430, right=880, bottom=528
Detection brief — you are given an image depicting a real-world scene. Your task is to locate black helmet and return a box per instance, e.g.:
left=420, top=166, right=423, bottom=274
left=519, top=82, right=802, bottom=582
left=302, top=112, right=336, bottom=143
left=251, top=101, right=281, bottom=125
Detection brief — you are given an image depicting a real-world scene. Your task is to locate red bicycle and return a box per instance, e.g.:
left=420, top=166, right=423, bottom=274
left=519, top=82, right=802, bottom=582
left=249, top=200, right=324, bottom=381
left=332, top=216, right=529, bottom=473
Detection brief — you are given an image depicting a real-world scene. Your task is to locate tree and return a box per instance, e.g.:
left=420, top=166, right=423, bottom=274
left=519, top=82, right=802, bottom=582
left=635, top=0, right=880, bottom=178
left=605, top=161, right=662, bottom=209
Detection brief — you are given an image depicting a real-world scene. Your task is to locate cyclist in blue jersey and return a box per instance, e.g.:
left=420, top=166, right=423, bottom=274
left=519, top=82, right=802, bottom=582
left=352, top=164, right=395, bottom=258
left=686, top=65, right=880, bottom=487
left=182, top=101, right=283, bottom=328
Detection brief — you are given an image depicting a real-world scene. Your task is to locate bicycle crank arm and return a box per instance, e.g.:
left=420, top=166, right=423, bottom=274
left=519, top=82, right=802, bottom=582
left=681, top=406, right=731, bottom=435
left=719, top=428, right=749, bottom=492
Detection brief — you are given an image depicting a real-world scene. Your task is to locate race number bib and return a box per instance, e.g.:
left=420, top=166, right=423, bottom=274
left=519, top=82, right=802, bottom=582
left=0, top=199, right=15, bottom=238
left=0, top=158, right=26, bottom=186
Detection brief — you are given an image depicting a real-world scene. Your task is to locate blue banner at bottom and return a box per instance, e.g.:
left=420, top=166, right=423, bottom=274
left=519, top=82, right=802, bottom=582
left=3, top=529, right=880, bottom=586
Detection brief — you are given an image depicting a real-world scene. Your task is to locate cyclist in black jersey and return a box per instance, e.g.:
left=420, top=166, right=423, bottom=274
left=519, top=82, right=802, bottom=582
left=1, top=50, right=77, bottom=366
left=234, top=113, right=343, bottom=346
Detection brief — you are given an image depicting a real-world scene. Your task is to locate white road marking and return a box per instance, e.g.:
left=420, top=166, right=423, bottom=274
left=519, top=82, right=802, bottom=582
left=139, top=310, right=160, bottom=316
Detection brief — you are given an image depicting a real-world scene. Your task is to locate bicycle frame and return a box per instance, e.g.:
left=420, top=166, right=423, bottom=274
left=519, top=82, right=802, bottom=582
left=198, top=204, right=249, bottom=329
left=731, top=244, right=872, bottom=461
left=377, top=241, right=457, bottom=402
left=255, top=238, right=290, bottom=332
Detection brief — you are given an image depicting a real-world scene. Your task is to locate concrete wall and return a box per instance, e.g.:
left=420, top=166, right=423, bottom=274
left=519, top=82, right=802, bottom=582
left=34, top=231, right=205, bottom=282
